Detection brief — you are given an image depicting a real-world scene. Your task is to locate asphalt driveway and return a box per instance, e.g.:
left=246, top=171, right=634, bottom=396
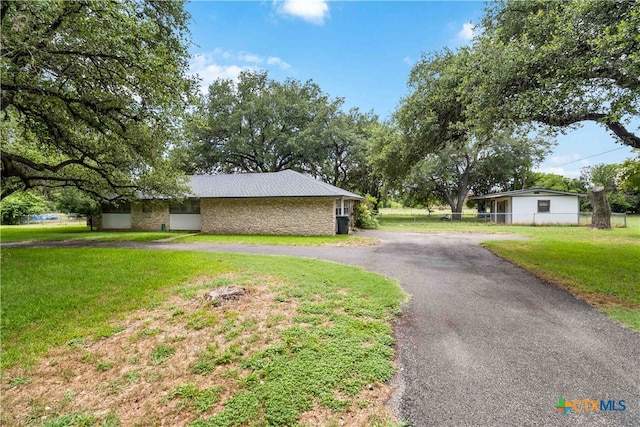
left=15, top=231, right=640, bottom=425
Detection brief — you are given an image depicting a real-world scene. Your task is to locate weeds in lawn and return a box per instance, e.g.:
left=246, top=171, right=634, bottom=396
left=168, top=384, right=224, bottom=413
left=1, top=251, right=405, bottom=426
left=150, top=345, right=175, bottom=366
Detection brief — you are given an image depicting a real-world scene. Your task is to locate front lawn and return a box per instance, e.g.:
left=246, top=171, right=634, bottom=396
left=0, top=224, right=376, bottom=246
left=0, top=224, right=190, bottom=243
left=1, top=248, right=406, bottom=426
left=170, top=233, right=378, bottom=246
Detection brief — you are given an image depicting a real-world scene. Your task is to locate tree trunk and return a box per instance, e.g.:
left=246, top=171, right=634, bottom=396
left=589, top=187, right=611, bottom=229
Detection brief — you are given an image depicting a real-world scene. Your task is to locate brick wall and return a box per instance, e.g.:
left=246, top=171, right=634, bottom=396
left=201, top=198, right=336, bottom=236
left=131, top=201, right=170, bottom=231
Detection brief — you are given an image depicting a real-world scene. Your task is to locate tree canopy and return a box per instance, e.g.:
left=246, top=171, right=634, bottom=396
left=183, top=70, right=380, bottom=195
left=185, top=71, right=334, bottom=174
left=1, top=0, right=196, bottom=200
left=471, top=0, right=640, bottom=148
left=386, top=45, right=553, bottom=213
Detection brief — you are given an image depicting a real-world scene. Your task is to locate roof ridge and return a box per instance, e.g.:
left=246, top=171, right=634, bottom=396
left=283, top=169, right=360, bottom=195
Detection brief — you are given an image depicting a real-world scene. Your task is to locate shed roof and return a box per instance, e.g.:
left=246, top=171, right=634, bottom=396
left=187, top=170, right=363, bottom=199
left=472, top=188, right=587, bottom=200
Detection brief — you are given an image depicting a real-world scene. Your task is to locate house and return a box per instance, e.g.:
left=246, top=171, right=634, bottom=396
left=472, top=188, right=586, bottom=225
left=98, top=170, right=363, bottom=235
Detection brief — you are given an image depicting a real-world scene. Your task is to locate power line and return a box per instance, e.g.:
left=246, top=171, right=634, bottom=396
left=552, top=147, right=627, bottom=167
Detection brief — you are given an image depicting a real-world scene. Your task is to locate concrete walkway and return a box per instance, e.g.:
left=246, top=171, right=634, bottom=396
left=9, top=231, right=639, bottom=426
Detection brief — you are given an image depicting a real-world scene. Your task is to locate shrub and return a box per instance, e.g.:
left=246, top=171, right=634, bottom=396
left=354, top=196, right=379, bottom=229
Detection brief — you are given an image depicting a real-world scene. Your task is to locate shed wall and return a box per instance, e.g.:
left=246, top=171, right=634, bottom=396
left=512, top=195, right=579, bottom=224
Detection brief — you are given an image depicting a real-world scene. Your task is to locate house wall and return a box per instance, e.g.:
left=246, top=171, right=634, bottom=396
left=169, top=214, right=201, bottom=231
left=512, top=195, right=579, bottom=224
left=201, top=197, right=336, bottom=236
left=101, top=213, right=132, bottom=229
left=130, top=201, right=170, bottom=231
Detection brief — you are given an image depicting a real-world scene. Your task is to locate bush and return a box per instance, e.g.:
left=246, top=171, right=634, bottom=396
left=354, top=196, right=379, bottom=229
left=0, top=191, right=51, bottom=224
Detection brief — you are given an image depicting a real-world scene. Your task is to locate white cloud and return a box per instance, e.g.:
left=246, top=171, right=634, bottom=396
left=456, top=22, right=475, bottom=42
left=189, top=50, right=293, bottom=93
left=403, top=56, right=413, bottom=66
left=237, top=52, right=263, bottom=64
left=275, top=0, right=329, bottom=25
left=267, top=56, right=291, bottom=69
left=189, top=54, right=251, bottom=93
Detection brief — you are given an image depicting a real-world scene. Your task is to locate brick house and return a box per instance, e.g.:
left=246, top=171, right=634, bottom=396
left=98, top=170, right=363, bottom=235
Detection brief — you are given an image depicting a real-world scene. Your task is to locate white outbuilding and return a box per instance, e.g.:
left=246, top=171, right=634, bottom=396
left=473, top=188, right=586, bottom=225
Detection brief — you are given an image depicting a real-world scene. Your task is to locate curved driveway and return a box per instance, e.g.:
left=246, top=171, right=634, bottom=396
left=15, top=231, right=640, bottom=425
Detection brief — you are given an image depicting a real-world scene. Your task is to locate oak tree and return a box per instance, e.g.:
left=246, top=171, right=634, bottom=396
left=1, top=0, right=195, bottom=200
left=472, top=0, right=640, bottom=148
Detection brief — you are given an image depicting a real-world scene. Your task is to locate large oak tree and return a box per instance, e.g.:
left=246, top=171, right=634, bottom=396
left=388, top=47, right=553, bottom=215
left=1, top=0, right=196, bottom=200
left=471, top=0, right=639, bottom=148
left=186, top=71, right=333, bottom=174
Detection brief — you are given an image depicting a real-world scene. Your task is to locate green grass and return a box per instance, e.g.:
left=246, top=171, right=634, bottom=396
left=0, top=248, right=231, bottom=368
left=170, top=233, right=375, bottom=246
left=0, top=224, right=190, bottom=243
left=379, top=213, right=640, bottom=330
left=1, top=247, right=405, bottom=425
left=0, top=224, right=376, bottom=246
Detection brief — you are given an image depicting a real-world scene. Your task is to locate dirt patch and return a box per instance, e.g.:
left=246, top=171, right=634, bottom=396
left=1, top=274, right=397, bottom=426
left=323, top=236, right=381, bottom=247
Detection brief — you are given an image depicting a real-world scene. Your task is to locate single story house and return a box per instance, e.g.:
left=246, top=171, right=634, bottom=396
left=472, top=188, right=586, bottom=225
left=98, top=170, right=363, bottom=235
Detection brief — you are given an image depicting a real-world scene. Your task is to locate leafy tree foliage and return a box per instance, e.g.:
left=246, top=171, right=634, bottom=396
left=405, top=133, right=552, bottom=215
left=1, top=0, right=195, bottom=200
left=581, top=162, right=640, bottom=213
left=387, top=47, right=552, bottom=214
left=619, top=155, right=640, bottom=193
left=527, top=172, right=586, bottom=193
left=314, top=109, right=384, bottom=198
left=184, top=70, right=380, bottom=195
left=0, top=191, right=51, bottom=224
left=473, top=0, right=639, bottom=148
left=186, top=71, right=333, bottom=174
left=54, top=187, right=100, bottom=217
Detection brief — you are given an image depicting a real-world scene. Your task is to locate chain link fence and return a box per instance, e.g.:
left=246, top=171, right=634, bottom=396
left=378, top=208, right=628, bottom=227
left=19, top=213, right=87, bottom=225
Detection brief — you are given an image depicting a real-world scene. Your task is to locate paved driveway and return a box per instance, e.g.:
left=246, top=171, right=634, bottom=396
left=15, top=231, right=640, bottom=425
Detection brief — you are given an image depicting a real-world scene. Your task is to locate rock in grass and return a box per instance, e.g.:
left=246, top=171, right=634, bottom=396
left=206, top=286, right=246, bottom=306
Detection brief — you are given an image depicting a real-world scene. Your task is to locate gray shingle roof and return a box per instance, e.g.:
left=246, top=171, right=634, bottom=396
left=187, top=170, right=363, bottom=199
left=472, top=188, right=587, bottom=200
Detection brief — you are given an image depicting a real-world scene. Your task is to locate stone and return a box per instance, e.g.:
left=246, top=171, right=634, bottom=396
left=205, top=286, right=246, bottom=306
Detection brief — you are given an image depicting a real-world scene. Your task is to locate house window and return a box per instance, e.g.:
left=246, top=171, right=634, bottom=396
left=142, top=201, right=153, bottom=213
left=170, top=199, right=200, bottom=214
left=537, top=200, right=550, bottom=213
left=101, top=202, right=131, bottom=213
left=336, top=200, right=350, bottom=216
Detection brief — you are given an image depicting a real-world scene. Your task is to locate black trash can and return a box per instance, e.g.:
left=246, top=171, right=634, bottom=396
left=336, top=216, right=350, bottom=235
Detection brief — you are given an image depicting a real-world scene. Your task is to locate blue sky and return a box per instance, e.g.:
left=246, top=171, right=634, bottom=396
left=185, top=0, right=637, bottom=178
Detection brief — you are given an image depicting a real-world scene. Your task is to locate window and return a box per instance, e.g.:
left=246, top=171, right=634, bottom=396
left=336, top=199, right=350, bottom=216
left=170, top=199, right=200, bottom=214
left=101, top=203, right=131, bottom=213
left=142, top=201, right=153, bottom=213
left=537, top=200, right=550, bottom=213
